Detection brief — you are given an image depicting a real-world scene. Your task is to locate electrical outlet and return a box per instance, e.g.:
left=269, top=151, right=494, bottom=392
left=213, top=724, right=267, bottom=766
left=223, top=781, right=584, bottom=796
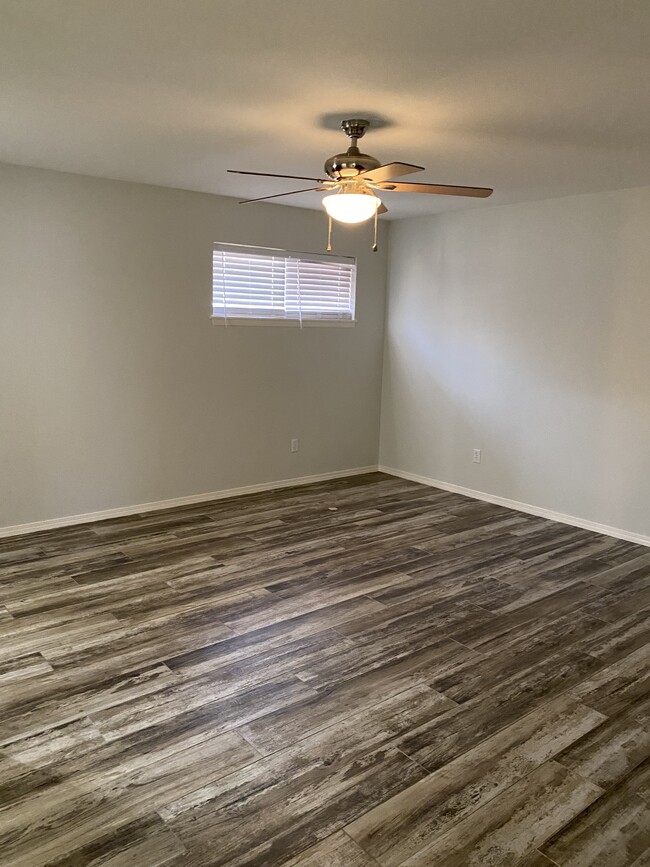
left=473, top=448, right=481, bottom=464
left=291, top=438, right=300, bottom=453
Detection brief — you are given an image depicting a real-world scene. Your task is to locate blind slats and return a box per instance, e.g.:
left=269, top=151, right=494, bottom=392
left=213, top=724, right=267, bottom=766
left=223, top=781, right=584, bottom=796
left=212, top=244, right=356, bottom=322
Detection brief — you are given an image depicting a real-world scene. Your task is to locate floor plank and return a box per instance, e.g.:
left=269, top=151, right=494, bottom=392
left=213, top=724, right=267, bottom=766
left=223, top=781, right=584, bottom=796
left=279, top=831, right=377, bottom=866
left=398, top=760, right=603, bottom=866
left=542, top=777, right=650, bottom=866
left=345, top=695, right=605, bottom=867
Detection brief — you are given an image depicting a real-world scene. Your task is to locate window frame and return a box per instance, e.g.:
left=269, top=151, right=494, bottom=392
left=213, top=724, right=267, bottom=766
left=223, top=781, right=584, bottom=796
left=211, top=243, right=357, bottom=328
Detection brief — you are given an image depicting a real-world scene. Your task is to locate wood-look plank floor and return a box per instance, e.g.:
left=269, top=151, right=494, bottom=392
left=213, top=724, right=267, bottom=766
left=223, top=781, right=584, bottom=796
left=1, top=472, right=649, bottom=866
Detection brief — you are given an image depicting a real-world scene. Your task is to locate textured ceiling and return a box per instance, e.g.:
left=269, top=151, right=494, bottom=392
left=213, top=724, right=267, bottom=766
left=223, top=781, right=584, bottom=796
left=1, top=0, right=649, bottom=218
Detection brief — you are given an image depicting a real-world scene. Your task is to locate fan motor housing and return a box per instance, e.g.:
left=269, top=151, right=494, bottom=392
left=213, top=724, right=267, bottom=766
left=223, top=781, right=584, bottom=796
left=324, top=148, right=381, bottom=180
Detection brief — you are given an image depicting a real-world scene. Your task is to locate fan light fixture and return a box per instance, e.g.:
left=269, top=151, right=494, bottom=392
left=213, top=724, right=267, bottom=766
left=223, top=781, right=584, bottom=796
left=322, top=189, right=381, bottom=224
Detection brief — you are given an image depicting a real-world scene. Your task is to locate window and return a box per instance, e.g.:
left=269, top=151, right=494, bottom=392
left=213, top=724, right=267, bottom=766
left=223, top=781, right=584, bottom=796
left=212, top=243, right=356, bottom=325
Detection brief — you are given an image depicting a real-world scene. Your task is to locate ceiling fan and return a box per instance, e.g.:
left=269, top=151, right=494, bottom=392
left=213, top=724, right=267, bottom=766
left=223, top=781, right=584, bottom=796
left=228, top=119, right=493, bottom=250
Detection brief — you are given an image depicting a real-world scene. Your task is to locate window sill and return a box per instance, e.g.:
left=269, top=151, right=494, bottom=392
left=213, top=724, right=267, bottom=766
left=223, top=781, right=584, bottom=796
left=210, top=317, right=356, bottom=328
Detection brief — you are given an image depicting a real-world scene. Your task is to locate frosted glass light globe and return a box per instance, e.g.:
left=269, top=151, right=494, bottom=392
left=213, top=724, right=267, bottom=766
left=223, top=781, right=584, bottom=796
left=322, top=192, right=380, bottom=224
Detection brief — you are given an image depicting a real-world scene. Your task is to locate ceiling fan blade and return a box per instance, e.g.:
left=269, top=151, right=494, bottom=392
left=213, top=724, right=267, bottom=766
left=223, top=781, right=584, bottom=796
left=361, top=162, right=425, bottom=183
left=229, top=169, right=328, bottom=183
left=239, top=186, right=330, bottom=204
left=377, top=202, right=388, bottom=215
left=377, top=181, right=493, bottom=198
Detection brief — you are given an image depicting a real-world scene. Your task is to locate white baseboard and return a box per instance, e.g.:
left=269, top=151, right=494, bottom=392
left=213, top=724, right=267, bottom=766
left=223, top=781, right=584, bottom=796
left=6, top=464, right=648, bottom=548
left=379, top=465, right=650, bottom=548
left=0, top=466, right=379, bottom=538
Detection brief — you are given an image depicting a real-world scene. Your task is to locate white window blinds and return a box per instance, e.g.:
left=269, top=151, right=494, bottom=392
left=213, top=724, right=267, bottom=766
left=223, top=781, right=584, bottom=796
left=212, top=244, right=356, bottom=323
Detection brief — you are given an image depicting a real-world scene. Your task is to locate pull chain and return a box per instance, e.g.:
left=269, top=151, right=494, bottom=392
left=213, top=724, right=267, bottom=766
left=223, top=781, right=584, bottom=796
left=326, top=211, right=378, bottom=253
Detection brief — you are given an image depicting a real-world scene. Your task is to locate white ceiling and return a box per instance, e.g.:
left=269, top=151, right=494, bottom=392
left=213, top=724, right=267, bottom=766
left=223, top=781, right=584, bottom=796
left=1, top=0, right=649, bottom=218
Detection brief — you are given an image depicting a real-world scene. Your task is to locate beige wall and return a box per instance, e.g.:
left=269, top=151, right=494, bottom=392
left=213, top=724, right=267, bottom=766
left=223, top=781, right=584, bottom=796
left=380, top=186, right=650, bottom=538
left=0, top=163, right=387, bottom=528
